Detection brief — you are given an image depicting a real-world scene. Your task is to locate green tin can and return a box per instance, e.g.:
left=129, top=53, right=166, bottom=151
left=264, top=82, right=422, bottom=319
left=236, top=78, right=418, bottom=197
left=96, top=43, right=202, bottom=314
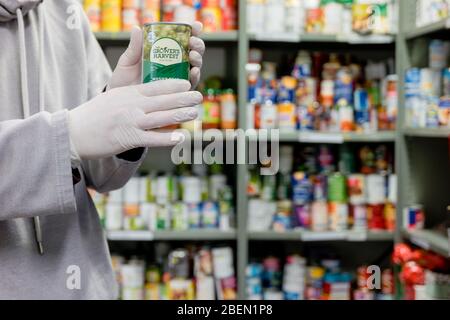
left=327, top=172, right=348, bottom=203
left=142, top=22, right=191, bottom=83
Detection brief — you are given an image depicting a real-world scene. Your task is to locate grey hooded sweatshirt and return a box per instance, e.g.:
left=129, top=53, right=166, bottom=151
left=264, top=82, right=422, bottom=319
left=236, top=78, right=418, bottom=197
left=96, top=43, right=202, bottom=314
left=0, top=0, right=145, bottom=299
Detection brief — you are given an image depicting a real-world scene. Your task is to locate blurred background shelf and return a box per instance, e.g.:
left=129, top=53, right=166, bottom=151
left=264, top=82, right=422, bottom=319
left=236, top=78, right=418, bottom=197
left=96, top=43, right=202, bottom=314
left=107, top=230, right=237, bottom=241
left=403, top=229, right=449, bottom=257
left=250, top=131, right=397, bottom=144
left=94, top=31, right=238, bottom=42
left=200, top=31, right=238, bottom=42
left=248, top=33, right=395, bottom=44
left=87, top=0, right=450, bottom=301
left=405, top=18, right=450, bottom=39
left=248, top=230, right=394, bottom=242
left=403, top=127, right=450, bottom=138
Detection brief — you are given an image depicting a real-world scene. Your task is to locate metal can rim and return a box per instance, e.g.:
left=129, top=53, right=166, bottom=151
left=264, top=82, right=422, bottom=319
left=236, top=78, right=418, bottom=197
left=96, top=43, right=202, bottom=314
left=143, top=22, right=193, bottom=29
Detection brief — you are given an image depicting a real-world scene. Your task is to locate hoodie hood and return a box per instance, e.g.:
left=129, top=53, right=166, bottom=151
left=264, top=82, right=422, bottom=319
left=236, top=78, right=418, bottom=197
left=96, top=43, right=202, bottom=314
left=0, top=0, right=41, bottom=22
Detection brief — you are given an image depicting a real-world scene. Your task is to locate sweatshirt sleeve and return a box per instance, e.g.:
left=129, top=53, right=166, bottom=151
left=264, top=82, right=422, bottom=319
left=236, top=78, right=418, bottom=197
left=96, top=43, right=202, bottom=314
left=0, top=110, right=77, bottom=220
left=79, top=13, right=147, bottom=193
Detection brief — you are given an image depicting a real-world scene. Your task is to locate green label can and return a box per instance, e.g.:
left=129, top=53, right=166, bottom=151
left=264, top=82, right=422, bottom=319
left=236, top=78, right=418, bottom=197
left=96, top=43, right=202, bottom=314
left=142, top=22, right=191, bottom=83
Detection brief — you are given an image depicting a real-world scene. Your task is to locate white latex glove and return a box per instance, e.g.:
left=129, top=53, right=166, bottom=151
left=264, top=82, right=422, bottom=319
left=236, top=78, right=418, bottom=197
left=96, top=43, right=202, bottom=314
left=68, top=80, right=202, bottom=160
left=108, top=22, right=205, bottom=90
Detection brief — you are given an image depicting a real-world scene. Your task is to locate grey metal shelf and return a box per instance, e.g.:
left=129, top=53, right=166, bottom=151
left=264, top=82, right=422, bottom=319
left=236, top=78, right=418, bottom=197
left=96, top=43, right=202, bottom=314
left=200, top=31, right=238, bottom=42
left=403, top=127, right=450, bottom=138
left=405, top=18, right=450, bottom=40
left=396, top=0, right=450, bottom=262
left=248, top=33, right=395, bottom=44
left=248, top=230, right=394, bottom=242
left=403, top=229, right=449, bottom=257
left=106, top=230, right=237, bottom=241
left=250, top=130, right=396, bottom=144
left=95, top=32, right=131, bottom=41
left=94, top=31, right=238, bottom=42
left=187, top=130, right=240, bottom=141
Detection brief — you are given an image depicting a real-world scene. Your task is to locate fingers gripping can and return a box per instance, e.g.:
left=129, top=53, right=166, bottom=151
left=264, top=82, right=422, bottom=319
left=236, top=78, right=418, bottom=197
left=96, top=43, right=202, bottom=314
left=142, top=22, right=191, bottom=83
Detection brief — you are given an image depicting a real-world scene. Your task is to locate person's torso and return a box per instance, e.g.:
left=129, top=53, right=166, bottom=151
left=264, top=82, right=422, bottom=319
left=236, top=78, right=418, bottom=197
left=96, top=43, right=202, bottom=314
left=0, top=0, right=116, bottom=299
left=0, top=0, right=90, bottom=120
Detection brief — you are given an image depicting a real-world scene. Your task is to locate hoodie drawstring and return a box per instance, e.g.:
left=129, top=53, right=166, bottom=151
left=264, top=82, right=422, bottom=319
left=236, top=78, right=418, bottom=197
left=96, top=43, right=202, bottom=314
left=17, top=4, right=45, bottom=255
left=16, top=8, right=29, bottom=118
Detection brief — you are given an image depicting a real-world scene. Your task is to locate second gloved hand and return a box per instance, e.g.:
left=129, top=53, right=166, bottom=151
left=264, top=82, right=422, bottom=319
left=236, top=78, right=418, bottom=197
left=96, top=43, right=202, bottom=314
left=68, top=79, right=202, bottom=160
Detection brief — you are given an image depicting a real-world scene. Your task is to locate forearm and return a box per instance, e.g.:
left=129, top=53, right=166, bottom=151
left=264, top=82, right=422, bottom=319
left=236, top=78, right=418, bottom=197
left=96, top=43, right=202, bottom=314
left=0, top=110, right=77, bottom=220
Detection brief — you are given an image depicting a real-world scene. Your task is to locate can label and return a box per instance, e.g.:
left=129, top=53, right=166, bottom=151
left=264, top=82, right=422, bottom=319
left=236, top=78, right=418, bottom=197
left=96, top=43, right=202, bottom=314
left=203, top=100, right=221, bottom=125
left=143, top=24, right=191, bottom=82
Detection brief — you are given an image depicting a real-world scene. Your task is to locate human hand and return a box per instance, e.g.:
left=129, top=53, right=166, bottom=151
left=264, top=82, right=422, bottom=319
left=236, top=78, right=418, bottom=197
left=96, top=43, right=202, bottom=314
left=107, top=22, right=205, bottom=90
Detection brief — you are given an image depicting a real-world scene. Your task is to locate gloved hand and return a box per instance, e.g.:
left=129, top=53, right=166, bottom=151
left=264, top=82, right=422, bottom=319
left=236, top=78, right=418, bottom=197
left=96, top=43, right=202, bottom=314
left=108, top=22, right=205, bottom=90
left=68, top=79, right=202, bottom=160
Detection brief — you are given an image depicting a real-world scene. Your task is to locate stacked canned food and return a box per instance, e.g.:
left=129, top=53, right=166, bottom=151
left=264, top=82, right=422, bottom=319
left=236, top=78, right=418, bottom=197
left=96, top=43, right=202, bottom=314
left=247, top=50, right=397, bottom=132
left=247, top=0, right=397, bottom=37
left=405, top=40, right=450, bottom=129
left=247, top=144, right=396, bottom=233
left=83, top=0, right=161, bottom=32
left=92, top=164, right=235, bottom=232
left=149, top=79, right=237, bottom=131
left=247, top=255, right=394, bottom=300
left=112, top=245, right=236, bottom=300
left=194, top=88, right=237, bottom=130
left=161, top=0, right=237, bottom=32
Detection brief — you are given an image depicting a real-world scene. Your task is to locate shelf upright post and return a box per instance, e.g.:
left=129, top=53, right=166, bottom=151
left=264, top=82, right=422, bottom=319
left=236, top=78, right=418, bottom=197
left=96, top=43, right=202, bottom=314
left=236, top=0, right=249, bottom=300
left=395, top=0, right=417, bottom=300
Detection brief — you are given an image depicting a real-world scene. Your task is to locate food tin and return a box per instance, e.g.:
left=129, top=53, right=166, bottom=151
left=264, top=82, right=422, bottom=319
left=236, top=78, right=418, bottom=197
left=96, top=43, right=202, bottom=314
left=121, top=259, right=145, bottom=287
left=201, top=201, right=219, bottom=228
left=367, top=204, right=385, bottom=230
left=311, top=200, right=328, bottom=232
left=101, top=0, right=122, bottom=32
left=201, top=6, right=222, bottom=32
left=327, top=173, right=347, bottom=203
left=292, top=172, right=312, bottom=205
left=220, top=89, right=237, bottom=129
left=352, top=205, right=367, bottom=231
left=187, top=203, right=202, bottom=228
left=142, top=22, right=191, bottom=83
left=403, top=205, right=425, bottom=230
left=122, top=0, right=140, bottom=31
left=171, top=202, right=188, bottom=230
left=294, top=204, right=310, bottom=228
left=105, top=203, right=123, bottom=231
left=202, top=89, right=221, bottom=129
left=347, top=174, right=366, bottom=205
left=84, top=0, right=101, bottom=32
left=366, top=174, right=386, bottom=205
left=123, top=203, right=144, bottom=230
left=141, top=0, right=160, bottom=24
left=328, top=202, right=349, bottom=231
left=278, top=101, right=297, bottom=131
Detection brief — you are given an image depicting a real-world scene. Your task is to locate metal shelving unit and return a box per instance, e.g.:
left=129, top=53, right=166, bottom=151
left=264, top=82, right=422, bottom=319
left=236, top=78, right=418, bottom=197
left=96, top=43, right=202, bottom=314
left=396, top=0, right=450, bottom=276
left=248, top=230, right=394, bottom=242
left=403, top=127, right=450, bottom=138
left=95, top=31, right=238, bottom=42
left=107, top=230, right=237, bottom=241
left=95, top=0, right=450, bottom=300
left=405, top=18, right=450, bottom=40
left=248, top=33, right=395, bottom=44
left=402, top=229, right=449, bottom=258
left=251, top=130, right=397, bottom=143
